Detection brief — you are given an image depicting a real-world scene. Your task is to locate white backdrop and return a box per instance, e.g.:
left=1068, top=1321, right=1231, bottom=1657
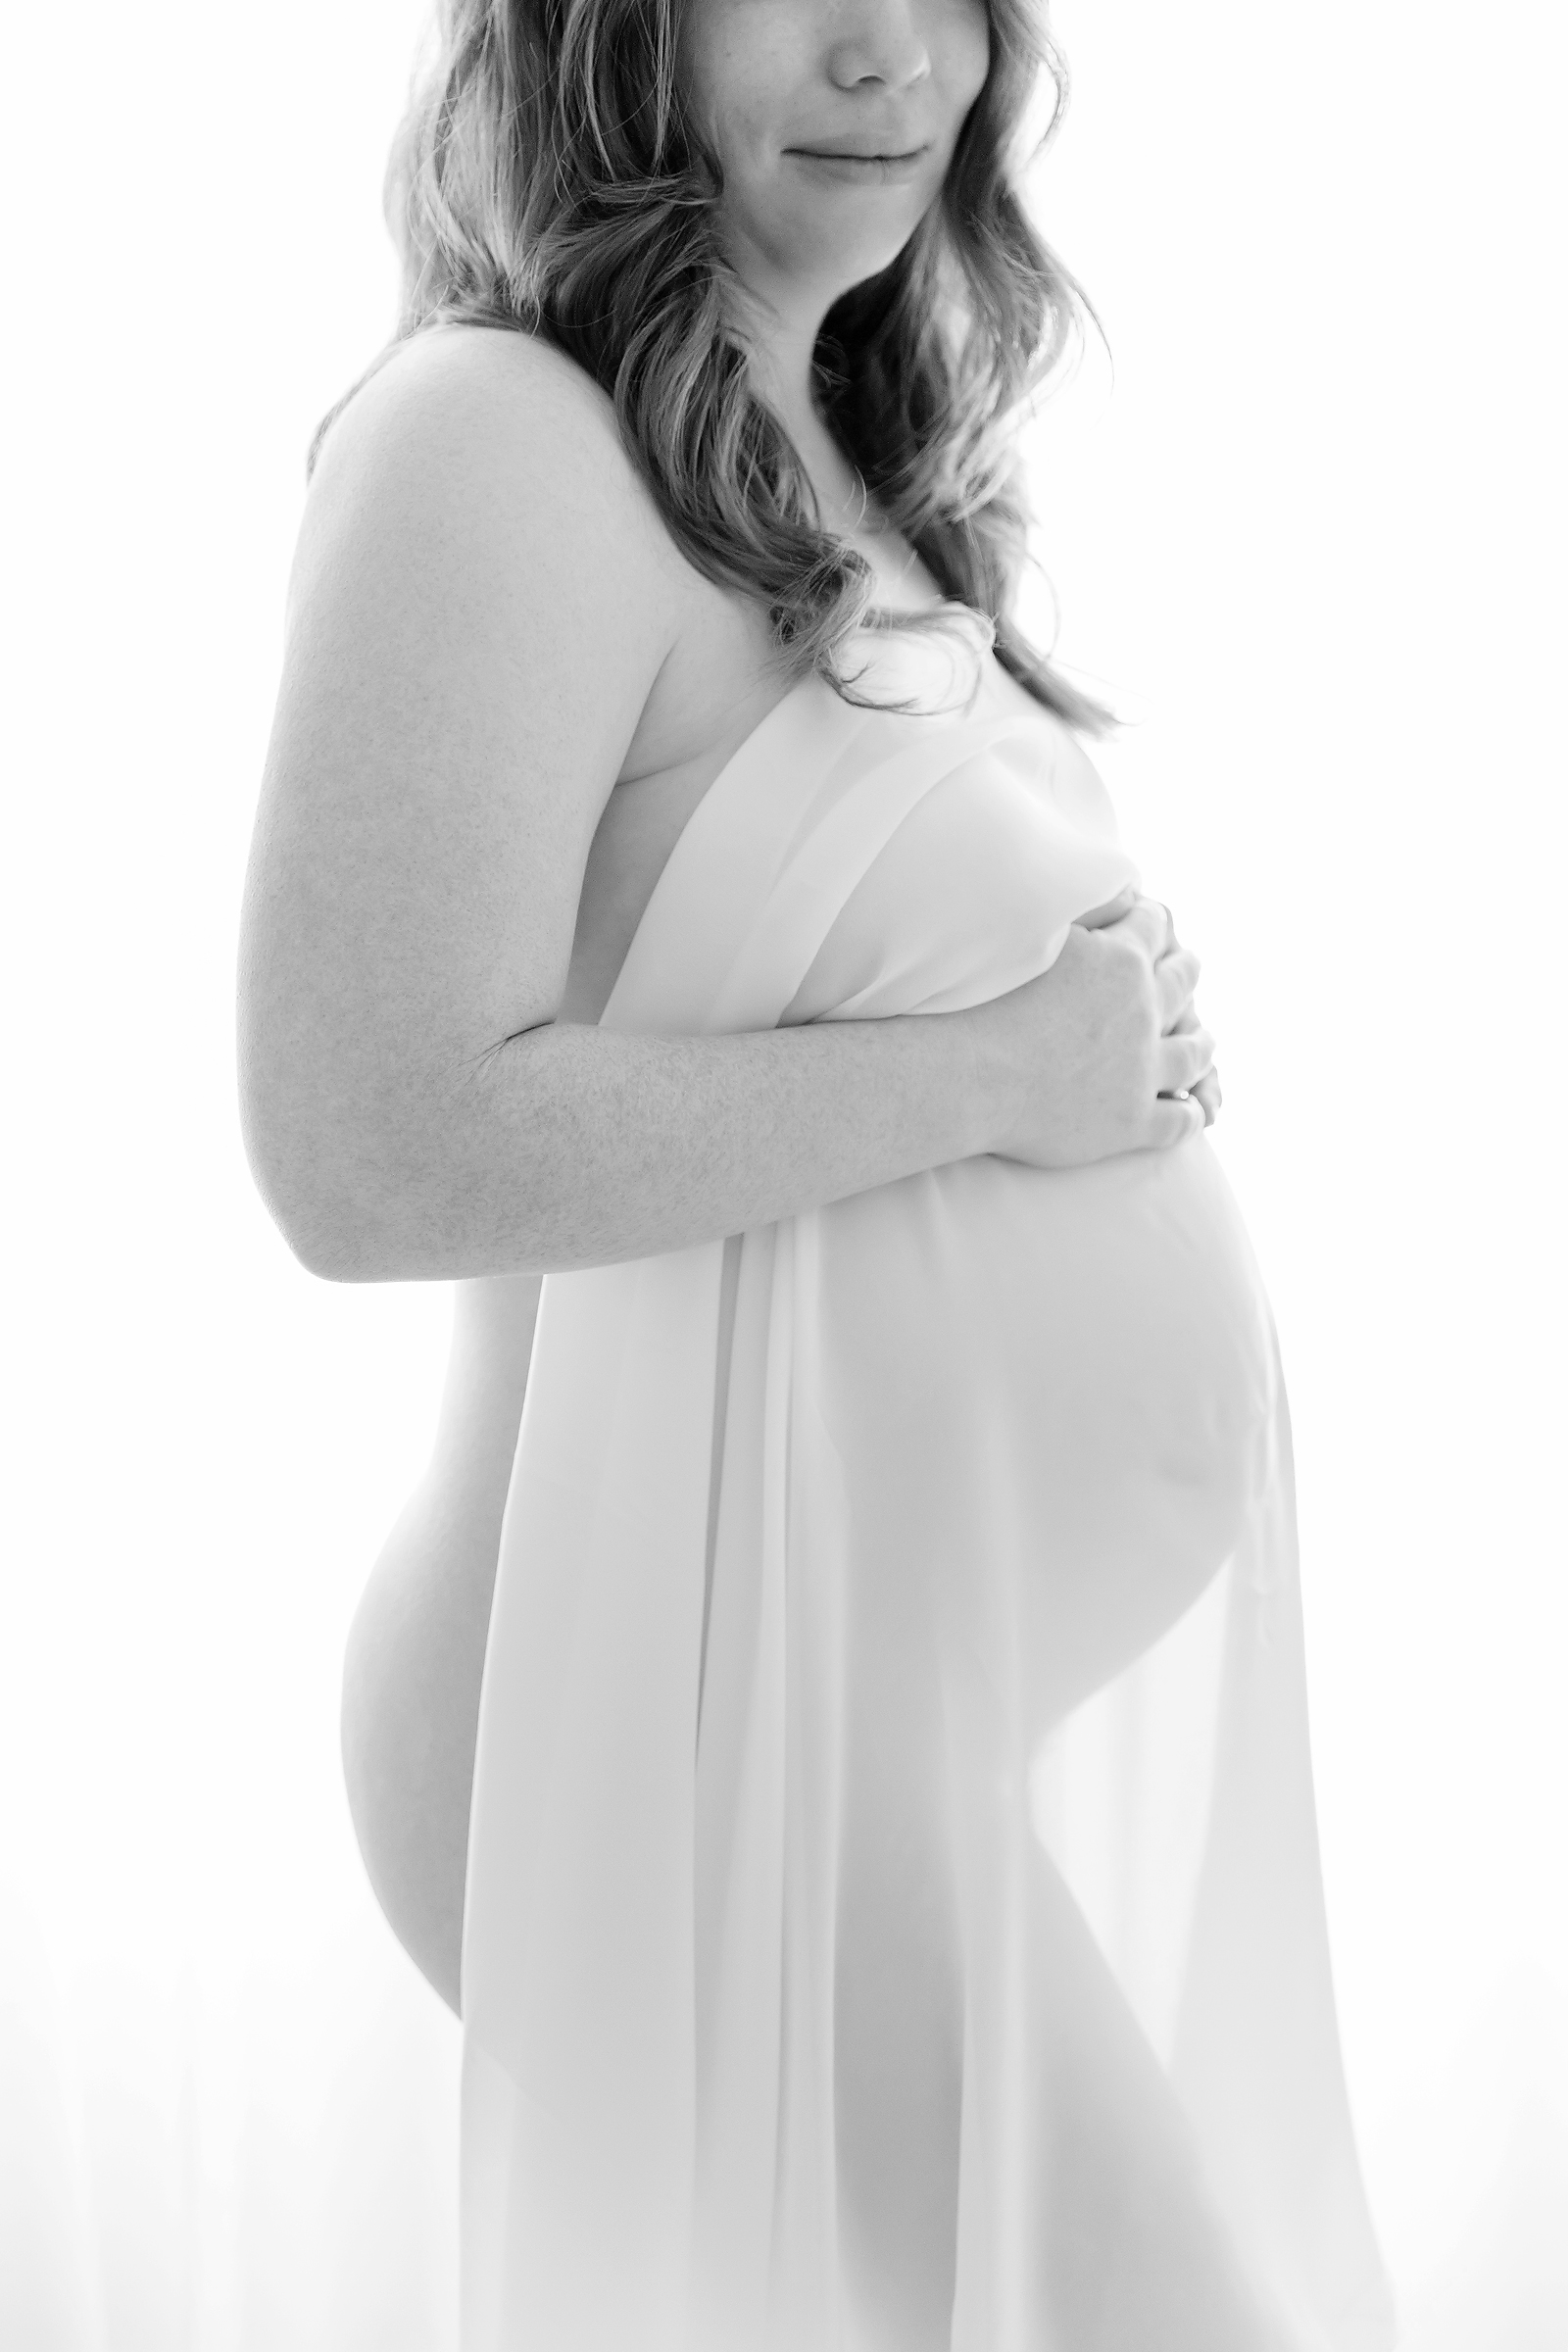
left=3, top=0, right=1563, bottom=2343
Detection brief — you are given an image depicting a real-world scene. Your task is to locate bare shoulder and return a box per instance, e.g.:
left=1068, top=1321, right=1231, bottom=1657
left=290, top=322, right=691, bottom=710
left=309, top=323, right=639, bottom=524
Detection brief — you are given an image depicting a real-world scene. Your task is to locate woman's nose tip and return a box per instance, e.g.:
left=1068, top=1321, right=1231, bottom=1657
left=829, top=43, right=932, bottom=90
left=827, top=1, right=933, bottom=90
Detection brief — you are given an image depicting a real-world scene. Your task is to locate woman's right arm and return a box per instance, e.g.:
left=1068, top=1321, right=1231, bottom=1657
left=237, top=327, right=1210, bottom=1285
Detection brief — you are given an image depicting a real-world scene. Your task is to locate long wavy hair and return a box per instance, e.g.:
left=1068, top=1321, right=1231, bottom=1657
left=315, top=0, right=1107, bottom=726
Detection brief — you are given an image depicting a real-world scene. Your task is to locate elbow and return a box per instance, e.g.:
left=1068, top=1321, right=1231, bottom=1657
left=244, top=1146, right=400, bottom=1285
left=280, top=1216, right=387, bottom=1287
left=238, top=1093, right=427, bottom=1284
left=235, top=1024, right=558, bottom=1281
left=237, top=1027, right=467, bottom=1281
left=240, top=1108, right=555, bottom=1283
left=267, top=1182, right=448, bottom=1285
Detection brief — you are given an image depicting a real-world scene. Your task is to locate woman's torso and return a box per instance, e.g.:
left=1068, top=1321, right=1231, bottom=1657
left=341, top=490, right=1276, bottom=2019
left=444, top=525, right=949, bottom=1465
left=340, top=509, right=945, bottom=2011
left=457, top=632, right=1288, bottom=2346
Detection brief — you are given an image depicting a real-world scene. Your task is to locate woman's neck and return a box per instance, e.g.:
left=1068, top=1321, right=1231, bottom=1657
left=732, top=282, right=868, bottom=529
left=733, top=279, right=927, bottom=601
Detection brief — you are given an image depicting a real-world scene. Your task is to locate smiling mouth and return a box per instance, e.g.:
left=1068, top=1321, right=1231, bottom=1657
left=790, top=147, right=928, bottom=163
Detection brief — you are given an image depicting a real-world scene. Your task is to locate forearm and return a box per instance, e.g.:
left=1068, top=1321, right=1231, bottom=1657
left=296, top=1007, right=995, bottom=1282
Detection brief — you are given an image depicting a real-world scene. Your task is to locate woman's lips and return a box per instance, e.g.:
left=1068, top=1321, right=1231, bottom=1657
left=785, top=146, right=932, bottom=185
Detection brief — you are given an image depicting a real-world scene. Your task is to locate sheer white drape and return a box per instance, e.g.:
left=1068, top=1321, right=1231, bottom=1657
left=458, top=648, right=1394, bottom=2347
left=3, top=0, right=1563, bottom=2342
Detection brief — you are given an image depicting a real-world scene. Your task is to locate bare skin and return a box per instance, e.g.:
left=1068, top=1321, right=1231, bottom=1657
left=335, top=499, right=988, bottom=2018
left=326, top=393, right=1215, bottom=2018
left=242, top=0, right=1220, bottom=2019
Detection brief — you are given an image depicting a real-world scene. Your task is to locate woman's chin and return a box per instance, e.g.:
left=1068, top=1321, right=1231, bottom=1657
left=757, top=220, right=930, bottom=311
left=735, top=176, right=936, bottom=291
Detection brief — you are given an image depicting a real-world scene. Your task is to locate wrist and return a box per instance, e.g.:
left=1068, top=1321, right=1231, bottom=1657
left=945, top=1000, right=1011, bottom=1162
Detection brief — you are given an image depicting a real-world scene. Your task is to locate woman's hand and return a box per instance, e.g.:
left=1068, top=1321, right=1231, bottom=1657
left=967, top=893, right=1218, bottom=1170
left=1100, top=889, right=1222, bottom=1130
left=1167, top=997, right=1222, bottom=1128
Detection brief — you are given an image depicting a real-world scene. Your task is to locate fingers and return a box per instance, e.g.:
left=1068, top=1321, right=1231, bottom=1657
left=1156, top=946, right=1201, bottom=1032
left=1161, top=992, right=1220, bottom=1122
left=1148, top=1092, right=1207, bottom=1149
left=1115, top=894, right=1175, bottom=961
left=1157, top=1026, right=1215, bottom=1096
left=1190, top=1067, right=1223, bottom=1126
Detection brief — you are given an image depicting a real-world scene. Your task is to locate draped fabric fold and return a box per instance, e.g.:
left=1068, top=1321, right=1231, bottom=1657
left=459, top=630, right=1396, bottom=2352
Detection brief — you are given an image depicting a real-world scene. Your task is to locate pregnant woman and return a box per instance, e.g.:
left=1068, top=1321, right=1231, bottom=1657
left=238, top=0, right=1396, bottom=2343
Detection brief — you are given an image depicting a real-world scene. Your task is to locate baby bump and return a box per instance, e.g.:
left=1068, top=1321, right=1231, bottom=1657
left=808, top=1135, right=1276, bottom=1729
